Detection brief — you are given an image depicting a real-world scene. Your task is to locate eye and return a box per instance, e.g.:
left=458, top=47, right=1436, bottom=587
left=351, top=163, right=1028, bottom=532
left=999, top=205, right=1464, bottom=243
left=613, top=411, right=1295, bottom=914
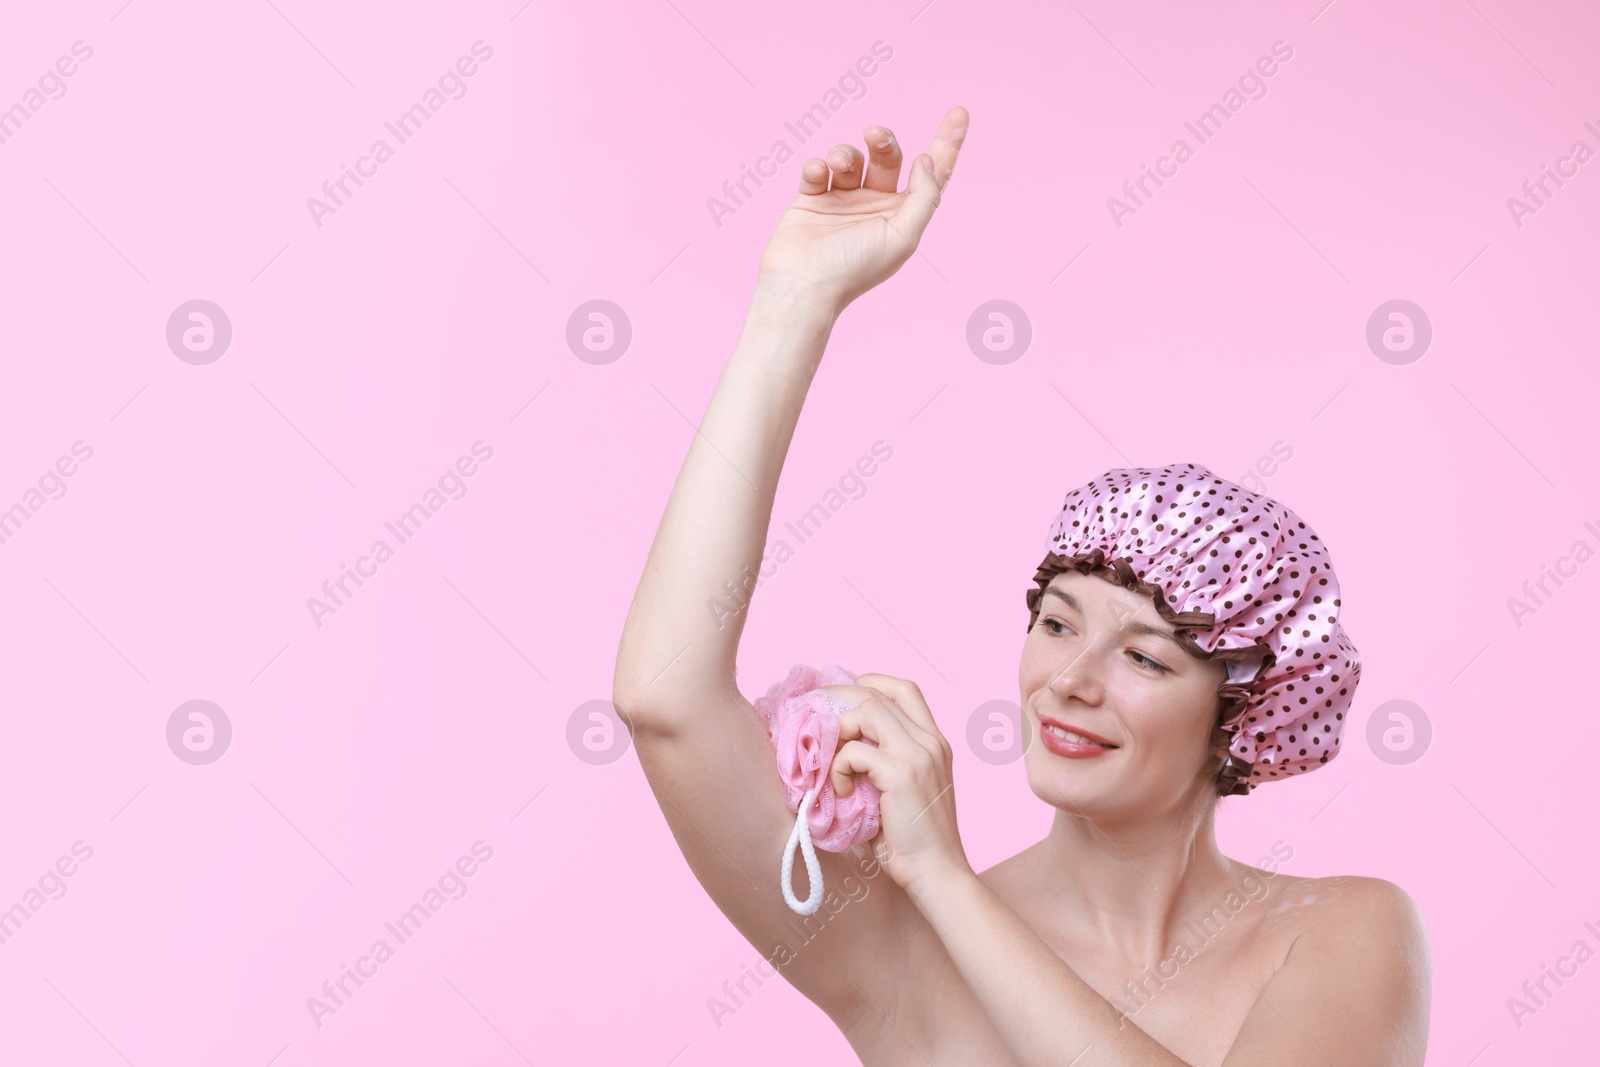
left=1041, top=616, right=1172, bottom=675
left=1128, top=650, right=1172, bottom=675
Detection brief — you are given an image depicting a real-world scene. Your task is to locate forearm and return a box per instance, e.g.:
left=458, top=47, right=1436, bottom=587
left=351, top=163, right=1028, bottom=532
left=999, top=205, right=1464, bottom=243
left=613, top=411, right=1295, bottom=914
left=908, top=868, right=1188, bottom=1067
left=614, top=277, right=840, bottom=710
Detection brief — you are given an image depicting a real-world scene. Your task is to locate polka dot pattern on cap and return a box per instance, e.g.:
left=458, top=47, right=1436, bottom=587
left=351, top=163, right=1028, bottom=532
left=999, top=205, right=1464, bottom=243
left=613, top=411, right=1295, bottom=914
left=1023, top=462, right=1361, bottom=797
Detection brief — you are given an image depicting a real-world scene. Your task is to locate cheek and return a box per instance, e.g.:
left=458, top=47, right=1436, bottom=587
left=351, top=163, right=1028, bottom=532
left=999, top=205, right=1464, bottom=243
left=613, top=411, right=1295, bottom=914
left=1017, top=642, right=1047, bottom=694
left=1141, top=687, right=1224, bottom=755
left=1119, top=689, right=1206, bottom=753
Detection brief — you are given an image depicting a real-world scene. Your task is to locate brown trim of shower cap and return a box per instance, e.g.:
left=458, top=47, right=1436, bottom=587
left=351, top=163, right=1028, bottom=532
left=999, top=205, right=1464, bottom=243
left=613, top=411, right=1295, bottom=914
left=1216, top=753, right=1256, bottom=796
left=1212, top=675, right=1268, bottom=796
left=1026, top=549, right=1271, bottom=658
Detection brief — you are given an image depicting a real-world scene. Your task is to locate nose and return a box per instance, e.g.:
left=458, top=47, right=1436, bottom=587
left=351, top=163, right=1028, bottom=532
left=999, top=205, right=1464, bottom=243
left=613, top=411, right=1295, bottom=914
left=1046, top=634, right=1113, bottom=704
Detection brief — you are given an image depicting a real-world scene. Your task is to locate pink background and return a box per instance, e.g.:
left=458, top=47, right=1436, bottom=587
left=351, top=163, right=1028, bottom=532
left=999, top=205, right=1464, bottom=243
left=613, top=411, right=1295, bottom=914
left=1, top=0, right=1595, bottom=1063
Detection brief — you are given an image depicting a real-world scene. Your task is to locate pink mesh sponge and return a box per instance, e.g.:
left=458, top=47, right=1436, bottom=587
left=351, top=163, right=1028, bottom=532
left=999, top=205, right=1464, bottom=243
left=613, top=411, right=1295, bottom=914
left=753, top=663, right=881, bottom=914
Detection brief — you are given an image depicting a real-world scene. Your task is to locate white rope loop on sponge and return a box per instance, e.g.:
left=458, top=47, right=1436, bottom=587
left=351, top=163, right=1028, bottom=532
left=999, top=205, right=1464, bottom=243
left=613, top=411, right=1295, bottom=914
left=780, top=787, right=825, bottom=915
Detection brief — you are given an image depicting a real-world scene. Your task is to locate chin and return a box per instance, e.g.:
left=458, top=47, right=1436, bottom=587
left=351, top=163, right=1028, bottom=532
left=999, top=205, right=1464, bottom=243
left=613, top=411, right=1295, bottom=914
left=1022, top=747, right=1125, bottom=813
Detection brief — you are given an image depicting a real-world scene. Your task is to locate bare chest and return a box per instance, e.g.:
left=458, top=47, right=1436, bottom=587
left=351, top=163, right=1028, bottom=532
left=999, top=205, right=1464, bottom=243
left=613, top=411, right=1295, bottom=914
left=843, top=882, right=1291, bottom=1067
left=1055, top=931, right=1279, bottom=1065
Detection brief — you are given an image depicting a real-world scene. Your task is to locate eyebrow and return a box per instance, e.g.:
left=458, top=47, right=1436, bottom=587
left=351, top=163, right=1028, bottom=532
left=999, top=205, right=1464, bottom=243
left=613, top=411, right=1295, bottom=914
left=1041, top=585, right=1186, bottom=649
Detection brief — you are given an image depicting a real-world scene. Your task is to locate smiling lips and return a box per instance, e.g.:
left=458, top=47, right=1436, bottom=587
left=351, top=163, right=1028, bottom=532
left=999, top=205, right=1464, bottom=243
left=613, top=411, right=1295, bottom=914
left=1038, top=718, right=1118, bottom=759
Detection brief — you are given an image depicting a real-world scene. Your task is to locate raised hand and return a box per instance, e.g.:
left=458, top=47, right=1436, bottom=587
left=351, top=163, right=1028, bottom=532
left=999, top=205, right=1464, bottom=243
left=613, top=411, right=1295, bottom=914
left=757, top=106, right=969, bottom=315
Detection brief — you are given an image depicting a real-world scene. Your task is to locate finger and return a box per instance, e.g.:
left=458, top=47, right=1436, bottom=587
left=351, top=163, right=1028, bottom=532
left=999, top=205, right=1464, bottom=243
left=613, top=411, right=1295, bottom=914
left=854, top=675, right=951, bottom=768
left=897, top=153, right=944, bottom=248
left=840, top=688, right=921, bottom=752
left=896, top=107, right=968, bottom=245
left=796, top=157, right=830, bottom=195
left=926, top=105, right=969, bottom=189
left=830, top=738, right=886, bottom=798
left=823, top=685, right=921, bottom=752
left=825, top=143, right=866, bottom=191
left=854, top=674, right=940, bottom=737
left=861, top=126, right=902, bottom=193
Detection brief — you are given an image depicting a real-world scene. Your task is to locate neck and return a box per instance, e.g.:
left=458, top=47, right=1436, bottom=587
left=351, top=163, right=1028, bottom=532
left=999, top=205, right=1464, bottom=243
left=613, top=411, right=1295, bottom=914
left=1031, top=787, right=1239, bottom=963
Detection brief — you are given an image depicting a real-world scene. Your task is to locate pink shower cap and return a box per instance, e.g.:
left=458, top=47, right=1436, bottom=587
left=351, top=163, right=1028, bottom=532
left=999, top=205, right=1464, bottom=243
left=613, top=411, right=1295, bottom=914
left=1025, top=462, right=1361, bottom=796
left=753, top=663, right=881, bottom=852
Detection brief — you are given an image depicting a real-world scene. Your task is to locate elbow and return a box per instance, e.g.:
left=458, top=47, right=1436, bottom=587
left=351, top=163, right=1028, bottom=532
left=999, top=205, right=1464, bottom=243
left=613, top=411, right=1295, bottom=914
left=611, top=665, right=681, bottom=738
left=611, top=661, right=649, bottom=725
left=611, top=622, right=679, bottom=725
left=611, top=632, right=655, bottom=718
left=613, top=638, right=734, bottom=725
left=613, top=658, right=742, bottom=739
left=611, top=683, right=690, bottom=741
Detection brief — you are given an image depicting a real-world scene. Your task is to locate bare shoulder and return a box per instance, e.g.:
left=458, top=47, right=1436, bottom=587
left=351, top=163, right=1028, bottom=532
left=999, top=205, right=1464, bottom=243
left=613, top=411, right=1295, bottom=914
left=1259, top=872, right=1426, bottom=942
left=1300, top=874, right=1429, bottom=974
left=1222, top=871, right=1432, bottom=1064
left=975, top=846, right=1033, bottom=888
left=973, top=843, right=1049, bottom=910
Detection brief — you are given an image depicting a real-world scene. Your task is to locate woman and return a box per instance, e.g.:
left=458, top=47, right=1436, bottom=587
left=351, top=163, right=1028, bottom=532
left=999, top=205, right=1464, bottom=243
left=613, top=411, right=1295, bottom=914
left=612, top=106, right=1431, bottom=1066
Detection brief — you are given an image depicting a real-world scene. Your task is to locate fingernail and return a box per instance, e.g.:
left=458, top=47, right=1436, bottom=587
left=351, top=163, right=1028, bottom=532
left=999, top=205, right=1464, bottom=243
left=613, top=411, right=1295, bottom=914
left=952, top=126, right=967, bottom=141
left=876, top=137, right=892, bottom=149
left=921, top=156, right=934, bottom=175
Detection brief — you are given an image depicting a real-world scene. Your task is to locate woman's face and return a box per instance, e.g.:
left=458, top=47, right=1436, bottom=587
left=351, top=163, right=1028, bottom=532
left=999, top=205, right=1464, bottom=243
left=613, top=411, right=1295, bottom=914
left=1018, top=569, right=1229, bottom=818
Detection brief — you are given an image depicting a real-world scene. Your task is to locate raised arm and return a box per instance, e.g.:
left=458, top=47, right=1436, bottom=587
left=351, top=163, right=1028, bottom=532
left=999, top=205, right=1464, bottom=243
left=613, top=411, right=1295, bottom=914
left=614, top=108, right=966, bottom=711
left=608, top=272, right=837, bottom=711
left=611, top=108, right=968, bottom=1026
